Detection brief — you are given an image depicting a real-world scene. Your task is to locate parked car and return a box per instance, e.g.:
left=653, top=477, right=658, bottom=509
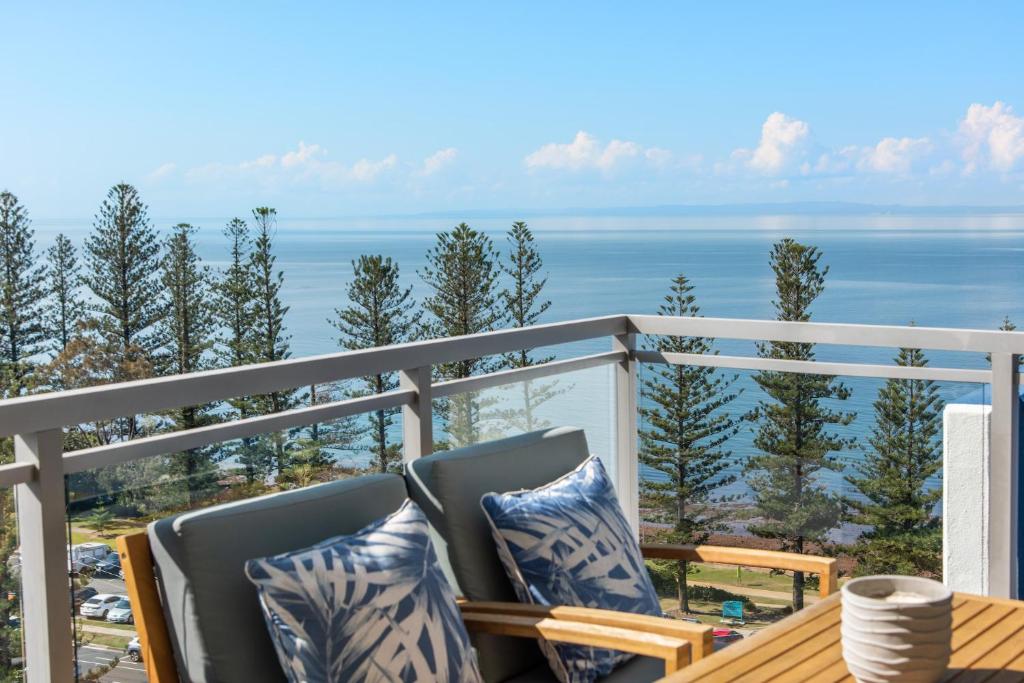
left=68, top=542, right=110, bottom=571
left=105, top=598, right=133, bottom=624
left=126, top=636, right=142, bottom=663
left=713, top=628, right=744, bottom=650
left=73, top=587, right=98, bottom=609
left=70, top=556, right=100, bottom=577
left=79, top=594, right=122, bottom=619
left=92, top=555, right=121, bottom=578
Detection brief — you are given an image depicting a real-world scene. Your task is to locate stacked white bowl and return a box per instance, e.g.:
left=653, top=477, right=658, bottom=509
left=841, top=575, right=952, bottom=683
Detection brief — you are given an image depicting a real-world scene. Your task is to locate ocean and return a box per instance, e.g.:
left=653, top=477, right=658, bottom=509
left=37, top=212, right=1024, bottom=523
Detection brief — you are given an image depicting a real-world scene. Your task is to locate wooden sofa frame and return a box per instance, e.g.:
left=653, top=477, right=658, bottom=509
left=116, top=531, right=837, bottom=682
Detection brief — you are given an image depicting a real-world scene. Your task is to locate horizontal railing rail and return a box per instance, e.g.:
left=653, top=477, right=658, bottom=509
left=1, top=313, right=1022, bottom=681
left=630, top=315, right=1024, bottom=353
left=61, top=390, right=417, bottom=476
left=634, top=350, right=993, bottom=384
left=0, top=314, right=629, bottom=437
left=432, top=350, right=625, bottom=398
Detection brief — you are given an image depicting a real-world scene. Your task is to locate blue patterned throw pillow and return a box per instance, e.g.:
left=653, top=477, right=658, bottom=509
left=245, top=499, right=482, bottom=683
left=480, top=456, right=661, bottom=683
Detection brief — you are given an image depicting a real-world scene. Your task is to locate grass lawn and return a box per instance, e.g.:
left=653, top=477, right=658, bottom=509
left=82, top=633, right=131, bottom=650
left=89, top=621, right=136, bottom=632
left=687, top=562, right=806, bottom=593
left=70, top=518, right=148, bottom=548
left=657, top=597, right=788, bottom=628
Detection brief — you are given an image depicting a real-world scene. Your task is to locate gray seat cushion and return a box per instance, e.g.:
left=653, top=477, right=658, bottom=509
left=148, top=474, right=407, bottom=683
left=504, top=656, right=665, bottom=683
left=405, top=426, right=591, bottom=682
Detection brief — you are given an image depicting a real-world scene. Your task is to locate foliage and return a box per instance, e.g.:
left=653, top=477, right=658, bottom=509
left=247, top=208, right=303, bottom=476
left=83, top=506, right=114, bottom=534
left=214, top=217, right=264, bottom=481
left=644, top=560, right=756, bottom=610
left=639, top=274, right=741, bottom=612
left=84, top=183, right=163, bottom=362
left=83, top=183, right=163, bottom=440
left=157, top=223, right=222, bottom=507
left=40, top=319, right=154, bottom=449
left=0, top=191, right=45, bottom=396
left=496, top=221, right=560, bottom=432
left=332, top=255, right=419, bottom=472
left=845, top=345, right=943, bottom=577
left=285, top=383, right=361, bottom=484
left=0, top=487, right=23, bottom=679
left=420, top=223, right=501, bottom=448
left=744, top=239, right=852, bottom=610
left=44, top=233, right=85, bottom=356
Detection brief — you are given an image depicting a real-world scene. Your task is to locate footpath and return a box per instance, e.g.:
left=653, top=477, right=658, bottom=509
left=689, top=580, right=823, bottom=606
left=81, top=623, right=136, bottom=638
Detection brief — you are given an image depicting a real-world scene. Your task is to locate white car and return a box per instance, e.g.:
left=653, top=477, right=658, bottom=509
left=79, top=594, right=123, bottom=619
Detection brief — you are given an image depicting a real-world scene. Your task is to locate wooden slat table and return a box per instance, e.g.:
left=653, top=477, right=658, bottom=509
left=660, top=592, right=1024, bottom=682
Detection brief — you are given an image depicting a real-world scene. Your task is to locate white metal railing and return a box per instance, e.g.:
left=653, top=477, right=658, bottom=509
left=0, top=313, right=1021, bottom=681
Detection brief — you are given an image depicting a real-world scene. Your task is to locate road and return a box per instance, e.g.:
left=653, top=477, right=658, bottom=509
left=75, top=643, right=147, bottom=682
left=88, top=576, right=128, bottom=596
left=76, top=576, right=147, bottom=680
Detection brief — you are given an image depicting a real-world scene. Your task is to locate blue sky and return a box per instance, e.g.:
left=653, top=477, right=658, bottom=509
left=3, top=2, right=1023, bottom=219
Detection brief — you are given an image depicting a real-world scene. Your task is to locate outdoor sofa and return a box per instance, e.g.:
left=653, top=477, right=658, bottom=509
left=117, top=426, right=837, bottom=682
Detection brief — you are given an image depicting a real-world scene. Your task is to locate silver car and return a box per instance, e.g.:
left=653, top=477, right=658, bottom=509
left=105, top=598, right=133, bottom=624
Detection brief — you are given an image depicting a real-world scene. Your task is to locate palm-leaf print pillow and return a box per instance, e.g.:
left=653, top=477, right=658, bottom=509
left=480, top=456, right=661, bottom=683
left=245, top=499, right=482, bottom=683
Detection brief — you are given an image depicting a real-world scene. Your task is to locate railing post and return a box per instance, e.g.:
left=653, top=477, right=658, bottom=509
left=613, top=333, right=640, bottom=538
left=14, top=429, right=73, bottom=682
left=989, top=352, right=1020, bottom=598
left=400, top=366, right=433, bottom=463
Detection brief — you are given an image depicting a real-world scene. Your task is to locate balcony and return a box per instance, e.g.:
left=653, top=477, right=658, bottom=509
left=1, top=314, right=1021, bottom=680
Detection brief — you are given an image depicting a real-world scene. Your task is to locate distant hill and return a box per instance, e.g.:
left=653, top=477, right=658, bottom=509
left=401, top=202, right=1024, bottom=219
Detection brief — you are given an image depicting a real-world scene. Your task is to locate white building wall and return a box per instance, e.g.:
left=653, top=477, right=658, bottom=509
left=943, top=403, right=990, bottom=594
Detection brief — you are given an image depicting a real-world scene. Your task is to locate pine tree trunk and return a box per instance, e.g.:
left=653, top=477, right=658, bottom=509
left=375, top=374, right=387, bottom=472
left=678, top=560, right=690, bottom=613
left=793, top=536, right=805, bottom=611
left=376, top=409, right=387, bottom=472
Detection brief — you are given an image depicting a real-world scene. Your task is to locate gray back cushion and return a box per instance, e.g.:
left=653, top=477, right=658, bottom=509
left=148, top=474, right=407, bottom=683
left=405, top=426, right=590, bottom=682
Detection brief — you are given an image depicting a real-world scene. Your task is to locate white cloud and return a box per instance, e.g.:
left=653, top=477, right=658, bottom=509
left=741, top=125, right=931, bottom=178
left=280, top=141, right=324, bottom=168
left=929, top=159, right=957, bottom=176
left=958, top=101, right=1024, bottom=173
left=644, top=147, right=673, bottom=167
left=349, top=154, right=397, bottom=181
left=147, top=162, right=177, bottom=182
left=737, top=112, right=812, bottom=174
left=857, top=137, right=932, bottom=174
left=184, top=142, right=398, bottom=185
left=420, top=147, right=458, bottom=176
left=524, top=131, right=642, bottom=172
left=240, top=154, right=277, bottom=170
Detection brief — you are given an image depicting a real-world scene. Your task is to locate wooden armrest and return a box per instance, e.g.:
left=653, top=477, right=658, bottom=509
left=461, top=612, right=691, bottom=676
left=117, top=532, right=179, bottom=683
left=458, top=600, right=713, bottom=660
left=641, top=543, right=839, bottom=598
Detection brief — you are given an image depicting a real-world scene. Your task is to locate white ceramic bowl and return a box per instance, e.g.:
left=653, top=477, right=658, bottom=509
left=841, top=576, right=952, bottom=683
